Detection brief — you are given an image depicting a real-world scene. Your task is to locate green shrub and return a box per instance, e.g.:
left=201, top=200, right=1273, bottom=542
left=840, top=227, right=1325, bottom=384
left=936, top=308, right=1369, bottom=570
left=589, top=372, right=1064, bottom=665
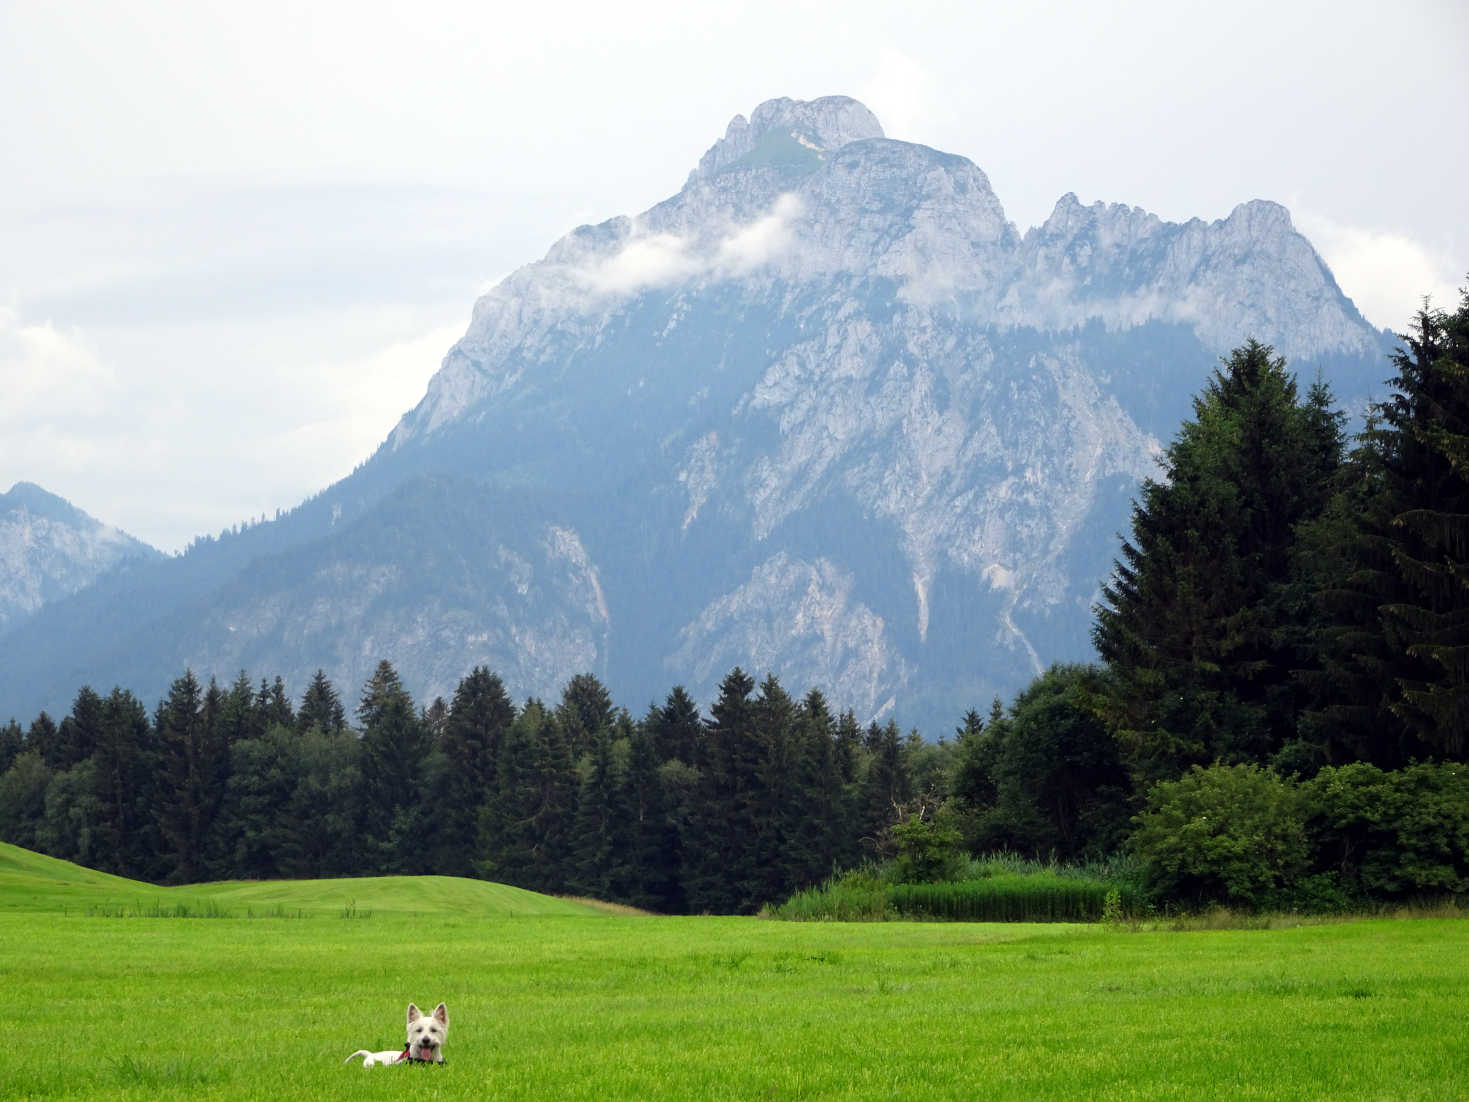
left=889, top=802, right=966, bottom=883
left=1303, top=761, right=1469, bottom=900
left=1129, top=763, right=1307, bottom=909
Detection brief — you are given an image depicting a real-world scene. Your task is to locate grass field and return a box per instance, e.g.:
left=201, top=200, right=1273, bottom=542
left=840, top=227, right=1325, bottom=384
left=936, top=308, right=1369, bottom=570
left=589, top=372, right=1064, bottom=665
left=3, top=844, right=1467, bottom=1100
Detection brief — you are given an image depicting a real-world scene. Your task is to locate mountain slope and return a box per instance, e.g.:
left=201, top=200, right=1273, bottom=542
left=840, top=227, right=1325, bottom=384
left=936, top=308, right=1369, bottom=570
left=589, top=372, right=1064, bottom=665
left=0, top=482, right=162, bottom=636
left=0, top=96, right=1395, bottom=732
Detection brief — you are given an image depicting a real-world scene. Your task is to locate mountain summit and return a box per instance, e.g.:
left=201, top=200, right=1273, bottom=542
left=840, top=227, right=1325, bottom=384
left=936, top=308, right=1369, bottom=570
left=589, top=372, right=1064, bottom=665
left=0, top=97, right=1392, bottom=731
left=0, top=482, right=161, bottom=634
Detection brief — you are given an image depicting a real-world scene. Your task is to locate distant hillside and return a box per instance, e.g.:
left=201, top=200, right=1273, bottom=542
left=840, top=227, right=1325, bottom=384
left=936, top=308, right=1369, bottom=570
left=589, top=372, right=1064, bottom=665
left=0, top=481, right=162, bottom=635
left=0, top=842, right=603, bottom=917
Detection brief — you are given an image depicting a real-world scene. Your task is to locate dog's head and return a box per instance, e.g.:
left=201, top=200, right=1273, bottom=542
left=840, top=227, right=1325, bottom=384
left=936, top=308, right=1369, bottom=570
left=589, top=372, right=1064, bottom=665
left=406, top=1002, right=449, bottom=1061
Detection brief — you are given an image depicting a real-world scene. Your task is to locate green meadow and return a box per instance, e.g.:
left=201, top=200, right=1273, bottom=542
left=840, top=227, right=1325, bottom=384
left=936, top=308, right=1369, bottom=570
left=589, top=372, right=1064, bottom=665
left=2, top=843, right=1466, bottom=1100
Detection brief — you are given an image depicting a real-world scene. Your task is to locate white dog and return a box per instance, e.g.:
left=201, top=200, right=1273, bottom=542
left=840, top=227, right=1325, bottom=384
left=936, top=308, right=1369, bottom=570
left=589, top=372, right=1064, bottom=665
left=344, top=1002, right=449, bottom=1066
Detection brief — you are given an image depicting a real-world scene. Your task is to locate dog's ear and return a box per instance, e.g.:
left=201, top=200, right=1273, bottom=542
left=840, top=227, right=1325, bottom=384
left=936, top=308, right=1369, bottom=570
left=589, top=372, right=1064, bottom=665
left=434, top=1003, right=448, bottom=1026
left=407, top=1003, right=421, bottom=1023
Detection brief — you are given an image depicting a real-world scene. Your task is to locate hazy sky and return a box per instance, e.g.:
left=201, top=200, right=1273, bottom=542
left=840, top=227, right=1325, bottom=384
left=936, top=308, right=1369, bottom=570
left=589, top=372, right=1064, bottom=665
left=2, top=0, right=1465, bottom=552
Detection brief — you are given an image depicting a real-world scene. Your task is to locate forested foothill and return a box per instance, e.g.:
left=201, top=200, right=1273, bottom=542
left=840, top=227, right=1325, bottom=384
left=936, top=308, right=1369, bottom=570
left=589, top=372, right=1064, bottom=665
left=3, top=289, right=1467, bottom=916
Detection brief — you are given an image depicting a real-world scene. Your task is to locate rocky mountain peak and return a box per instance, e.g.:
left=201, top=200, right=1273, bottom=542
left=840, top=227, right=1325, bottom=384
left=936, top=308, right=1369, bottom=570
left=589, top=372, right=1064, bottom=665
left=0, top=482, right=162, bottom=634
left=690, top=95, right=885, bottom=182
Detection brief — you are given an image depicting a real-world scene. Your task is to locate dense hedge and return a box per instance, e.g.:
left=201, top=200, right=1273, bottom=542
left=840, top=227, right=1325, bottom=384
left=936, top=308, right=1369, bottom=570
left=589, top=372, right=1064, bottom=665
left=1129, top=760, right=1469, bottom=910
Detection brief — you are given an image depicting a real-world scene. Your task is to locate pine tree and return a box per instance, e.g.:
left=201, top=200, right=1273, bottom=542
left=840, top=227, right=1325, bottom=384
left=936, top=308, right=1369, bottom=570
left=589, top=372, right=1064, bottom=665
left=1378, top=294, right=1469, bottom=747
left=297, top=669, right=346, bottom=734
left=55, top=686, right=104, bottom=770
left=155, top=670, right=228, bottom=882
left=683, top=667, right=758, bottom=913
left=437, top=666, right=515, bottom=877
left=25, top=712, right=59, bottom=768
left=649, top=685, right=703, bottom=764
left=357, top=660, right=429, bottom=871
left=477, top=699, right=575, bottom=892
left=0, top=719, right=21, bottom=775
left=92, top=688, right=158, bottom=878
left=1306, top=290, right=1469, bottom=757
left=1094, top=341, right=1344, bottom=784
left=556, top=673, right=616, bottom=760
left=256, top=676, right=295, bottom=730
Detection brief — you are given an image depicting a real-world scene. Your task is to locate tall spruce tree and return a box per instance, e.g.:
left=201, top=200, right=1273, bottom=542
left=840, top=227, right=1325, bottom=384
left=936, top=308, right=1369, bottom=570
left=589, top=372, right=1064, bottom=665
left=297, top=669, right=346, bottom=734
left=1377, top=293, right=1469, bottom=748
left=357, top=660, right=429, bottom=870
left=684, top=667, right=758, bottom=913
left=436, top=666, right=515, bottom=876
left=155, top=670, right=228, bottom=882
left=92, top=687, right=157, bottom=878
left=1094, top=340, right=1343, bottom=785
left=1303, top=290, right=1469, bottom=758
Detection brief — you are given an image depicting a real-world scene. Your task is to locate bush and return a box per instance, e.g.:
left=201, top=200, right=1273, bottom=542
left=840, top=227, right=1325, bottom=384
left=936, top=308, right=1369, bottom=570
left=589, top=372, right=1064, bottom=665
left=889, top=802, right=966, bottom=883
left=1302, top=761, right=1469, bottom=900
left=1129, top=763, right=1307, bottom=909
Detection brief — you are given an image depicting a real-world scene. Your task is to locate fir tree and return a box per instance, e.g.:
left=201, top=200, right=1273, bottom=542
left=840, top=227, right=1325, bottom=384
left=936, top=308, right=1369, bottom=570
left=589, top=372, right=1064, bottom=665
left=357, top=660, right=429, bottom=870
left=1305, top=290, right=1469, bottom=758
left=155, top=670, right=228, bottom=882
left=1094, top=340, right=1343, bottom=784
left=437, top=666, right=515, bottom=877
left=297, top=669, right=346, bottom=734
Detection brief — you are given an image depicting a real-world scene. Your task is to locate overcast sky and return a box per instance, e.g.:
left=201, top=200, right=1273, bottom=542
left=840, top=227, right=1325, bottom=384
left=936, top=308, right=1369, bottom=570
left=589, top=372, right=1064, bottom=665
left=2, top=0, right=1465, bottom=553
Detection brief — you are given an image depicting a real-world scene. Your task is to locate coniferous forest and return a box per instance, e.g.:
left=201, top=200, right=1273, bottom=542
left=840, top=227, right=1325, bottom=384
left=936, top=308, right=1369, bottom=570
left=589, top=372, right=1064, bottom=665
left=2, top=290, right=1467, bottom=913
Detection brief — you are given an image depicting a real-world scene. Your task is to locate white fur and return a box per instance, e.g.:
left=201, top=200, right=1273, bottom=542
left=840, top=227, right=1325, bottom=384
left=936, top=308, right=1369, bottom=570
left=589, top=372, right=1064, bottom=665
left=344, top=1001, right=449, bottom=1067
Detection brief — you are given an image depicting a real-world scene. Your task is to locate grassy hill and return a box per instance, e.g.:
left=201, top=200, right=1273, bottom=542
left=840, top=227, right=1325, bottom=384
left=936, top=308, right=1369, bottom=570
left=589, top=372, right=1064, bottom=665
left=0, top=842, right=601, bottom=917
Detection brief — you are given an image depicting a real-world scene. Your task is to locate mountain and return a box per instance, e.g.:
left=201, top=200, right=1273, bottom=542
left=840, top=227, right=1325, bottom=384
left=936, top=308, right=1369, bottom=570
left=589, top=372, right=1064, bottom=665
left=0, top=96, right=1395, bottom=732
left=0, top=482, right=162, bottom=635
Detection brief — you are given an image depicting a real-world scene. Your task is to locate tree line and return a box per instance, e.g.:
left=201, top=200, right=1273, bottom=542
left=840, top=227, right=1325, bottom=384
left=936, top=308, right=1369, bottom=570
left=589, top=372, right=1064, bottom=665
left=0, top=662, right=955, bottom=914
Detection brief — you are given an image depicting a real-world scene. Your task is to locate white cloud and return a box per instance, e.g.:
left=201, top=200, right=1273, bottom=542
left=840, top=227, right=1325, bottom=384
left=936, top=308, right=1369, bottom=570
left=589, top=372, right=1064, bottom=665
left=579, top=232, right=702, bottom=296
left=0, top=307, right=114, bottom=420
left=0, top=301, right=463, bottom=553
left=1294, top=211, right=1461, bottom=333
left=572, top=194, right=806, bottom=298
left=718, top=193, right=805, bottom=274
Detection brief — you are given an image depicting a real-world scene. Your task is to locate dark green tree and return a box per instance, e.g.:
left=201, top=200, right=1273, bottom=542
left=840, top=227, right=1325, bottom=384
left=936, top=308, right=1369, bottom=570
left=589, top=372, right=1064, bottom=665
left=1094, top=340, right=1344, bottom=784
left=1373, top=294, right=1469, bottom=748
left=648, top=685, right=703, bottom=764
left=556, top=672, right=616, bottom=760
left=92, top=688, right=158, bottom=878
left=0, top=719, right=21, bottom=775
left=436, top=666, right=515, bottom=877
left=477, top=699, right=575, bottom=892
left=567, top=723, right=632, bottom=901
left=1300, top=289, right=1469, bottom=763
left=25, top=712, right=60, bottom=769
left=683, top=667, right=759, bottom=913
left=55, top=686, right=104, bottom=770
left=0, top=751, right=51, bottom=850
left=357, top=659, right=430, bottom=871
left=961, top=666, right=1132, bottom=859
left=856, top=718, right=913, bottom=849
left=256, top=675, right=295, bottom=730
left=155, top=670, right=229, bottom=882
left=297, top=669, right=347, bottom=734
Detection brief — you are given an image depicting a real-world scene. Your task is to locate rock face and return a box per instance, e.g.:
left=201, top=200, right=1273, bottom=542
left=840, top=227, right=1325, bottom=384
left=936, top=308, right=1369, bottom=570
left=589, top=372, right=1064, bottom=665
left=0, top=482, right=161, bottom=634
left=0, top=96, right=1394, bottom=732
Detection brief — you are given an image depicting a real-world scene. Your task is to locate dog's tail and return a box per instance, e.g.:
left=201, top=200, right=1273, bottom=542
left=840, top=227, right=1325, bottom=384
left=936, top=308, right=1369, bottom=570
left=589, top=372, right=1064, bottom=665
left=344, top=1050, right=372, bottom=1065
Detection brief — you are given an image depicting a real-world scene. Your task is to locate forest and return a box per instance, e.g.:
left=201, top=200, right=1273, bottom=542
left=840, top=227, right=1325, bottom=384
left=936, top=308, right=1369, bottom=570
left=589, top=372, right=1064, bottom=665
left=2, top=292, right=1467, bottom=914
